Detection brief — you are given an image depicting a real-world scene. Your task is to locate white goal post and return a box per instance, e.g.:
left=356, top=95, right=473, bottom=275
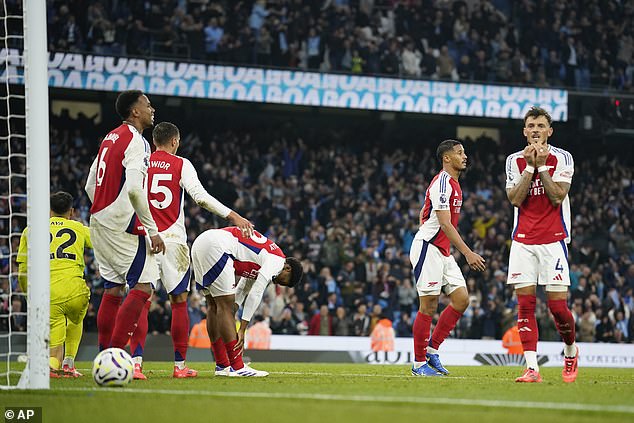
left=20, top=0, right=51, bottom=390
left=0, top=0, right=50, bottom=389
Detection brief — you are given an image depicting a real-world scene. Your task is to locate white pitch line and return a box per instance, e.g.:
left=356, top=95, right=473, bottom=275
left=76, top=368, right=466, bottom=379
left=55, top=387, right=634, bottom=414
left=75, top=368, right=632, bottom=383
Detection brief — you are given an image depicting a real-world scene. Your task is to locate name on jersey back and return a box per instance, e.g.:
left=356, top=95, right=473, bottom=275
left=103, top=132, right=119, bottom=143
left=150, top=160, right=171, bottom=170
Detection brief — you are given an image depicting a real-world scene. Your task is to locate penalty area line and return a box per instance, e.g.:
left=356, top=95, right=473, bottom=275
left=55, top=387, right=634, bottom=414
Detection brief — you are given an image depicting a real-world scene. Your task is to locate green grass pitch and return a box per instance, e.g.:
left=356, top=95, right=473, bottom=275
left=2, top=363, right=633, bottom=423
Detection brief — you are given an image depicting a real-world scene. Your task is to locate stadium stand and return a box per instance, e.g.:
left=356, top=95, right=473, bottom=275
left=1, top=0, right=632, bottom=345
left=2, top=107, right=631, bottom=344
left=44, top=0, right=633, bottom=91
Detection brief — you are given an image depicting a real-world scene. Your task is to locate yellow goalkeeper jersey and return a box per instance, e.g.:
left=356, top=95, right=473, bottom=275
left=17, top=217, right=92, bottom=303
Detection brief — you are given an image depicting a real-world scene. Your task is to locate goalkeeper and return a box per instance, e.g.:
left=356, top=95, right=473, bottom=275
left=17, top=191, right=92, bottom=378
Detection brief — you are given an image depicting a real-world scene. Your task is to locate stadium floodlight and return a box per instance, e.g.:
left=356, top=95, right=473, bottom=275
left=0, top=0, right=50, bottom=389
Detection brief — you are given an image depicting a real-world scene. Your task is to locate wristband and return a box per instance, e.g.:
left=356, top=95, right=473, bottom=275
left=537, top=165, right=549, bottom=173
left=524, top=165, right=535, bottom=174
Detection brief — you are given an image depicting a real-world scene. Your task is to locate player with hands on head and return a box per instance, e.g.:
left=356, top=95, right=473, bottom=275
left=505, top=106, right=578, bottom=383
left=409, top=139, right=486, bottom=377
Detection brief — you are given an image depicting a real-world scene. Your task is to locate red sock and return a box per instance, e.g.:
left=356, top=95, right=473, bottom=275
left=413, top=312, right=432, bottom=362
left=212, top=338, right=231, bottom=368
left=171, top=301, right=189, bottom=362
left=97, top=293, right=122, bottom=351
left=548, top=299, right=576, bottom=345
left=224, top=339, right=244, bottom=370
left=517, top=295, right=538, bottom=352
left=430, top=305, right=462, bottom=349
left=109, top=290, right=151, bottom=349
left=129, top=300, right=150, bottom=358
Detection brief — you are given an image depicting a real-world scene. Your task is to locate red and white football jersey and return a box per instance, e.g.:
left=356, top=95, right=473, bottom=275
left=89, top=123, right=151, bottom=235
left=222, top=226, right=286, bottom=282
left=416, top=170, right=462, bottom=256
left=147, top=151, right=231, bottom=244
left=505, top=145, right=574, bottom=245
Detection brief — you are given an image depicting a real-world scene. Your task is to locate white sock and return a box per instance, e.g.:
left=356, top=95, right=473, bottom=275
left=524, top=351, right=539, bottom=372
left=413, top=360, right=426, bottom=368
left=427, top=347, right=438, bottom=355
left=564, top=343, right=577, bottom=358
left=133, top=356, right=143, bottom=366
left=62, top=357, right=74, bottom=368
left=175, top=361, right=185, bottom=370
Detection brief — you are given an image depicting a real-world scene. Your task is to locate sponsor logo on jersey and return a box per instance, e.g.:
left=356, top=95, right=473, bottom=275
left=553, top=274, right=563, bottom=281
left=439, top=194, right=447, bottom=204
left=510, top=272, right=522, bottom=279
left=427, top=282, right=439, bottom=286
left=560, top=170, right=573, bottom=178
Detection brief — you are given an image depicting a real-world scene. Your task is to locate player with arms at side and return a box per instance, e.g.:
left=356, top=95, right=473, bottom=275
left=506, top=106, right=578, bottom=383
left=85, top=90, right=165, bottom=356
left=410, top=139, right=486, bottom=376
left=128, top=122, right=254, bottom=379
left=17, top=192, right=92, bottom=378
left=191, top=227, right=303, bottom=376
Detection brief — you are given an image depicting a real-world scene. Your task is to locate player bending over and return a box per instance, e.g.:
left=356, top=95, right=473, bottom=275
left=191, top=227, right=303, bottom=376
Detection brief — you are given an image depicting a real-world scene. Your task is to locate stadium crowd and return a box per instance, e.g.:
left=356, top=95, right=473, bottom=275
left=38, top=0, right=634, bottom=91
left=2, top=109, right=632, bottom=345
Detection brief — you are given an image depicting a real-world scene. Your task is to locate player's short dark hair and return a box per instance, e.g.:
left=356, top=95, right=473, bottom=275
left=152, top=122, right=180, bottom=146
left=285, top=257, right=304, bottom=288
left=115, top=90, right=144, bottom=120
left=50, top=191, right=74, bottom=215
left=523, top=106, right=552, bottom=126
left=436, top=139, right=462, bottom=164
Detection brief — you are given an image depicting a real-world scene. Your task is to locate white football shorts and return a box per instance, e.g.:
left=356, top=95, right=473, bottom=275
left=507, top=240, right=570, bottom=288
left=409, top=239, right=465, bottom=296
left=156, top=242, right=191, bottom=295
left=90, top=218, right=158, bottom=288
left=191, top=230, right=237, bottom=298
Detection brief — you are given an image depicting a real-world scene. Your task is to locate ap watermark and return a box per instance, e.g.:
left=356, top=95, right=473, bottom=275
left=4, top=408, right=41, bottom=423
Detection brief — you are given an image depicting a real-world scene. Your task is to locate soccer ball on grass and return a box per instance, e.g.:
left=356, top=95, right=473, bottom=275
left=92, top=347, right=134, bottom=387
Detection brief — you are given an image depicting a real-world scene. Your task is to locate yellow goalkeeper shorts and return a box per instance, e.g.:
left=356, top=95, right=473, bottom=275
left=50, top=291, right=90, bottom=348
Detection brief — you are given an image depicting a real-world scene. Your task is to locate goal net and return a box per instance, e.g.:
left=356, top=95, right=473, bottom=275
left=0, top=0, right=50, bottom=389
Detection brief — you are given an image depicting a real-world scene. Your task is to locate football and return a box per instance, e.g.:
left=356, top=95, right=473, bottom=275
left=92, top=347, right=134, bottom=387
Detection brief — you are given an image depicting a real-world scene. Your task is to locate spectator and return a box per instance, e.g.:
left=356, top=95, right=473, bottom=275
left=308, top=305, right=333, bottom=336
left=332, top=306, right=351, bottom=336
left=204, top=17, right=224, bottom=61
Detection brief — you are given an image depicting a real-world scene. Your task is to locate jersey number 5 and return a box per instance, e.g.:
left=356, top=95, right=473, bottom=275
left=149, top=173, right=173, bottom=209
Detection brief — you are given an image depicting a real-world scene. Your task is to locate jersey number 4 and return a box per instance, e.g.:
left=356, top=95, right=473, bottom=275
left=555, top=258, right=564, bottom=271
left=49, top=228, right=77, bottom=260
left=149, top=173, right=173, bottom=209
